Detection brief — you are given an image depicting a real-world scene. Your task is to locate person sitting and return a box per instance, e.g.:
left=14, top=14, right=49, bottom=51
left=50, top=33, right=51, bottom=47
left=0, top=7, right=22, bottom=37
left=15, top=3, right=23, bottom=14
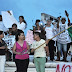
left=18, top=16, right=27, bottom=31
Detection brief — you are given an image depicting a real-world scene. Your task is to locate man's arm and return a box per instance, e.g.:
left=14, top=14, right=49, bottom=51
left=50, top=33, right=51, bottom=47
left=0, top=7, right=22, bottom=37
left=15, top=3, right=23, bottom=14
left=65, top=10, right=70, bottom=26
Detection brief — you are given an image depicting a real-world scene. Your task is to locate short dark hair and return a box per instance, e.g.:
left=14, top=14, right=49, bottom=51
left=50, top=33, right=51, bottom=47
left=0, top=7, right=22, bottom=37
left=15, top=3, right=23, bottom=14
left=15, top=30, right=24, bottom=41
left=34, top=32, right=41, bottom=38
left=61, top=18, right=66, bottom=21
left=12, top=23, right=17, bottom=27
left=35, top=19, right=40, bottom=23
left=0, top=31, right=3, bottom=35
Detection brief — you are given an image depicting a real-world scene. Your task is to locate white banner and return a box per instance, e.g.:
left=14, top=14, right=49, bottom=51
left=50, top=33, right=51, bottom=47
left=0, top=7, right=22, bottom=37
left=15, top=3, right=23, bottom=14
left=3, top=35, right=15, bottom=49
left=56, top=62, right=72, bottom=72
left=1, top=10, right=19, bottom=28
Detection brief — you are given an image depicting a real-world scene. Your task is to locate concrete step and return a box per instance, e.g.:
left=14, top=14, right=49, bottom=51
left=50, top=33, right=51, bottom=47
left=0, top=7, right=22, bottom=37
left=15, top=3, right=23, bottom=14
left=5, top=67, right=56, bottom=72
left=5, top=61, right=72, bottom=72
left=5, top=61, right=58, bottom=68
left=5, top=61, right=72, bottom=68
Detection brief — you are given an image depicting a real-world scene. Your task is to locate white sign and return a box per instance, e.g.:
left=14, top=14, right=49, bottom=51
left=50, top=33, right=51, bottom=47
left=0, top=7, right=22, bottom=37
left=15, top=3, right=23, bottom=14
left=3, top=35, right=15, bottom=49
left=56, top=62, right=72, bottom=72
left=1, top=10, right=19, bottom=28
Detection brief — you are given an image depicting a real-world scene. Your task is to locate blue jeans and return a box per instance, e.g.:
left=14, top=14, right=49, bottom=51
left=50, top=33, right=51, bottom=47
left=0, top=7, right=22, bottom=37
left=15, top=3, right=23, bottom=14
left=57, top=42, right=67, bottom=52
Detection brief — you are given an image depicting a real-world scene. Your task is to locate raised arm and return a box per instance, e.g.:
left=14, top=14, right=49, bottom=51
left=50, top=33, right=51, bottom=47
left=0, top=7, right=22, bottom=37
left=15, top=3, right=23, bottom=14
left=65, top=10, right=70, bottom=26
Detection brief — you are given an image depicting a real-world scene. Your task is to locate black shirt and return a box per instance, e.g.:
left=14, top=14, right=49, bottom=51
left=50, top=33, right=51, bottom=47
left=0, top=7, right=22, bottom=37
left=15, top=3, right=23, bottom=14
left=0, top=40, right=7, bottom=55
left=11, top=29, right=21, bottom=35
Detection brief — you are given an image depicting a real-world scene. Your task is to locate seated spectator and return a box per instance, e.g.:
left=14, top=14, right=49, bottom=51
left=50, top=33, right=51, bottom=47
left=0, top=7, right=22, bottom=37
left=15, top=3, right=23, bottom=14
left=18, top=16, right=27, bottom=31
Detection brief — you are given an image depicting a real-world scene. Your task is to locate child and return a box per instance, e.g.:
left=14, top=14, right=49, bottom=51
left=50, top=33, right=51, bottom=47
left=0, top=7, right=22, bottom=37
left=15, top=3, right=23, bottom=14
left=0, top=30, right=7, bottom=72
left=31, top=32, right=49, bottom=72
left=13, top=30, right=29, bottom=72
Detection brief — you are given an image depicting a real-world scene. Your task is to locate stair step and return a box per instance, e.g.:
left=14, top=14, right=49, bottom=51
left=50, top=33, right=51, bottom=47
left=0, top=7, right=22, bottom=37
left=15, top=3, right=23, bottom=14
left=5, top=67, right=56, bottom=72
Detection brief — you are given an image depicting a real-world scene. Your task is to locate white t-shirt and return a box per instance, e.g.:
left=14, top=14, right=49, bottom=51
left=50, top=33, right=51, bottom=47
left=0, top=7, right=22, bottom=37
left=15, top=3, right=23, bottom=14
left=18, top=22, right=26, bottom=31
left=57, top=23, right=71, bottom=44
left=31, top=39, right=46, bottom=58
left=45, top=25, right=56, bottom=41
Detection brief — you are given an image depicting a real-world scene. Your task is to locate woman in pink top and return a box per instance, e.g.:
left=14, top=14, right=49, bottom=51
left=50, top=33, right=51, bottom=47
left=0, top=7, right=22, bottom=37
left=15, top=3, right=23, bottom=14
left=13, top=30, right=29, bottom=72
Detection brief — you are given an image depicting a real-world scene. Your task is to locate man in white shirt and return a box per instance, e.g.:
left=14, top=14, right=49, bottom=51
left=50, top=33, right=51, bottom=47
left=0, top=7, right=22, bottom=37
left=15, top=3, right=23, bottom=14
left=56, top=17, right=71, bottom=62
left=31, top=32, right=49, bottom=72
left=0, top=15, right=9, bottom=32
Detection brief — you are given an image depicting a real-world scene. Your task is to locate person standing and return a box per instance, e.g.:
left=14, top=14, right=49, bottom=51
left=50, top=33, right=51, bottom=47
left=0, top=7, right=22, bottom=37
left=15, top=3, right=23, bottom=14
left=13, top=30, right=29, bottom=72
left=0, top=30, right=7, bottom=72
left=44, top=19, right=56, bottom=61
left=56, top=16, right=71, bottom=62
left=34, top=19, right=46, bottom=40
left=31, top=32, right=49, bottom=72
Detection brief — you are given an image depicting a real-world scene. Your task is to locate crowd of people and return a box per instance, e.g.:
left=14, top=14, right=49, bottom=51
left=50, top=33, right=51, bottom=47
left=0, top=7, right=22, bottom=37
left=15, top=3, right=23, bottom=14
left=0, top=10, right=72, bottom=72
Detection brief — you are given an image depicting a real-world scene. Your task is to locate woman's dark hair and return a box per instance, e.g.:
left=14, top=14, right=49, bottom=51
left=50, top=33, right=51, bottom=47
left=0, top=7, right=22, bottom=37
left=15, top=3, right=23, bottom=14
left=19, top=16, right=27, bottom=29
left=15, top=30, right=24, bottom=41
left=35, top=19, right=40, bottom=25
left=0, top=31, right=3, bottom=35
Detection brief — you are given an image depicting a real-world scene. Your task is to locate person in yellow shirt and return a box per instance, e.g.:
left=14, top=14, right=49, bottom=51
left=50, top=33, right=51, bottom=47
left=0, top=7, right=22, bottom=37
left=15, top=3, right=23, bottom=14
left=31, top=32, right=49, bottom=72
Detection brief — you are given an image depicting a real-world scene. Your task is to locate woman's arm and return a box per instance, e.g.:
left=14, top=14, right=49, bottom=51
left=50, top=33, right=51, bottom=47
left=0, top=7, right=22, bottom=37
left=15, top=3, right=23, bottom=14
left=13, top=43, right=21, bottom=55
